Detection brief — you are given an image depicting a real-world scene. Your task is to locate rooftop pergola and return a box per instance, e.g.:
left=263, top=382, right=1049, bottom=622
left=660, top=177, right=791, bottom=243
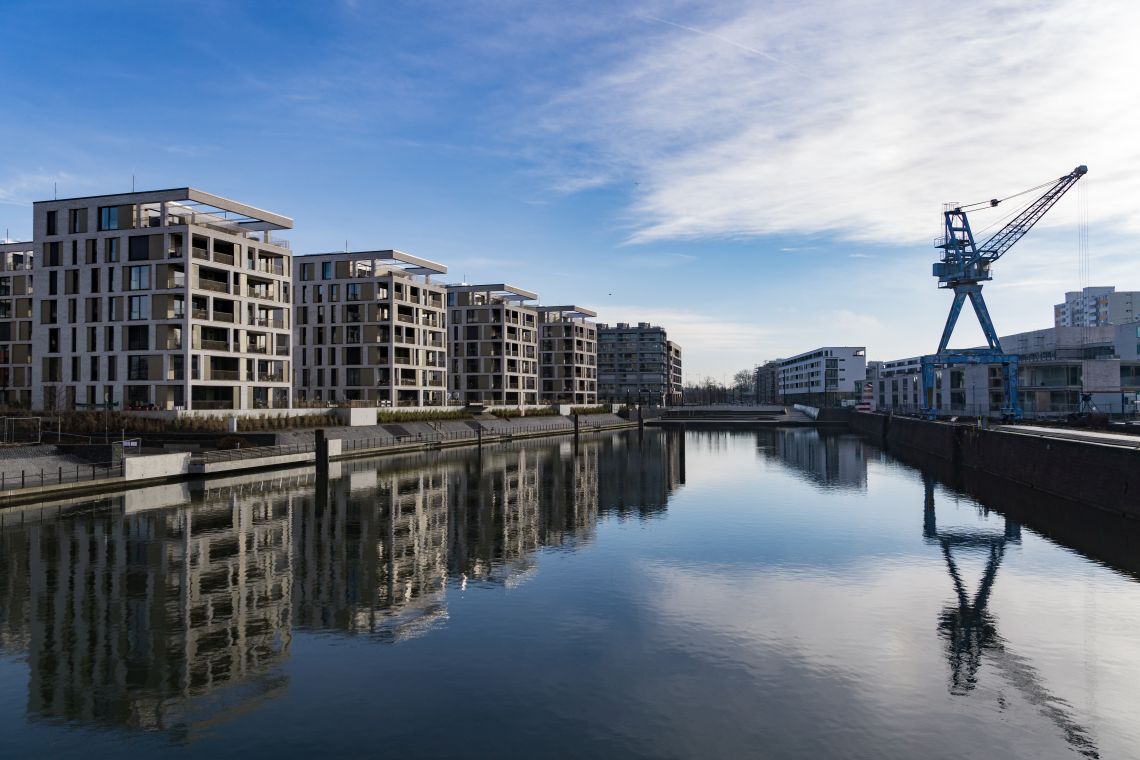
left=447, top=283, right=538, bottom=302
left=537, top=305, right=597, bottom=320
left=303, top=249, right=448, bottom=278
left=35, top=188, right=293, bottom=231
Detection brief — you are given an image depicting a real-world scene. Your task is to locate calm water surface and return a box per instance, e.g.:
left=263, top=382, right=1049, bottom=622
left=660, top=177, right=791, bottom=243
left=0, top=428, right=1138, bottom=759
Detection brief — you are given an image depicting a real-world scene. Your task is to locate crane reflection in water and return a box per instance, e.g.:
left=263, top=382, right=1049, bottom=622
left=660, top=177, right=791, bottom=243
left=923, top=475, right=1099, bottom=759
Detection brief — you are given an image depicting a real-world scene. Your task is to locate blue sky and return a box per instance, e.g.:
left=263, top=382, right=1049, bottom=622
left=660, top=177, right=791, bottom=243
left=1, top=0, right=1137, bottom=382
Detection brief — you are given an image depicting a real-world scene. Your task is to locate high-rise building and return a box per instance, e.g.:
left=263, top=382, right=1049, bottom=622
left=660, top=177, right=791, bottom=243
left=446, top=284, right=539, bottom=406
left=293, top=250, right=448, bottom=407
left=537, top=305, right=598, bottom=405
left=596, top=322, right=682, bottom=405
left=1054, top=286, right=1140, bottom=327
left=0, top=242, right=34, bottom=407
left=30, top=188, right=294, bottom=411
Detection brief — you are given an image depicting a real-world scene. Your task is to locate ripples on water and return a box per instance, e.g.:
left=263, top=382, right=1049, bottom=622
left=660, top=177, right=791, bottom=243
left=0, top=428, right=1137, bottom=759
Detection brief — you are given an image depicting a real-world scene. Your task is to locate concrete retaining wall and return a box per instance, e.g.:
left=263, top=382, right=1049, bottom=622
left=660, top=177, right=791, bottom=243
left=852, top=411, right=1140, bottom=517
left=124, top=452, right=191, bottom=481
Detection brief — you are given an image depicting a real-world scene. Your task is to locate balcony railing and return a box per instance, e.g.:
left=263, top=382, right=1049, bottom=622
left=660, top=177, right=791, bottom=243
left=191, top=307, right=209, bottom=319
left=199, top=339, right=231, bottom=351
left=191, top=247, right=209, bottom=260
left=247, top=288, right=275, bottom=300
left=213, top=311, right=236, bottom=323
left=208, top=369, right=240, bottom=381
left=196, top=279, right=229, bottom=293
left=213, top=252, right=235, bottom=266
left=258, top=372, right=285, bottom=382
left=191, top=399, right=236, bottom=410
left=246, top=344, right=269, bottom=354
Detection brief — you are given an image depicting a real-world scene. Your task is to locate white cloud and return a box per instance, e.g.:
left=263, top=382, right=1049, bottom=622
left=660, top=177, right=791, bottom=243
left=541, top=0, right=1140, bottom=246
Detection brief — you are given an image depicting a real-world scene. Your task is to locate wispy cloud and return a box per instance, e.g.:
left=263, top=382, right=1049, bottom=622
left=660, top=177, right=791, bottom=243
left=538, top=0, right=1140, bottom=245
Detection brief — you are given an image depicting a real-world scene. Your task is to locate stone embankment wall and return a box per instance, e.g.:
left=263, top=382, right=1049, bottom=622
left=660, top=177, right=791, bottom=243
left=852, top=412, right=1139, bottom=518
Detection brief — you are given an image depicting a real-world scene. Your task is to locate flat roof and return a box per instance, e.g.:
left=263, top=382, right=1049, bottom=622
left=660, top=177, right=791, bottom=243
left=0, top=241, right=33, bottom=253
left=34, top=187, right=292, bottom=231
left=446, top=283, right=538, bottom=301
left=537, top=305, right=598, bottom=318
left=299, top=249, right=447, bottom=276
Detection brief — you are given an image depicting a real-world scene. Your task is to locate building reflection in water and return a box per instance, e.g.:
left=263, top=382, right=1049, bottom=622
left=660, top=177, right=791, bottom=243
left=0, top=429, right=684, bottom=737
left=922, top=476, right=1099, bottom=759
left=755, top=428, right=867, bottom=490
left=0, top=483, right=295, bottom=737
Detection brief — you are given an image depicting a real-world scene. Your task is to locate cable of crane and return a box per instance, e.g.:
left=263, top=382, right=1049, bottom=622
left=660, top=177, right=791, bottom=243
left=956, top=177, right=1060, bottom=212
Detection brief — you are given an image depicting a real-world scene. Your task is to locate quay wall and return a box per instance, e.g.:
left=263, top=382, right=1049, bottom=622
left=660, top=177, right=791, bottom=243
left=852, top=412, right=1139, bottom=517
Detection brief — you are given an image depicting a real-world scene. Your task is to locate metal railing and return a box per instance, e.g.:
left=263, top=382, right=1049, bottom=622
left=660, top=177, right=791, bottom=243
left=0, top=460, right=124, bottom=492
left=197, top=442, right=314, bottom=464
left=196, top=279, right=229, bottom=293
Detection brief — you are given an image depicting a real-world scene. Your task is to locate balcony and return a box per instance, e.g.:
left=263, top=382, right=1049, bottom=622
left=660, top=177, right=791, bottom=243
left=213, top=311, right=236, bottom=323
left=208, top=369, right=240, bottom=381
left=258, top=372, right=285, bottom=382
left=191, top=307, right=209, bottom=320
left=249, top=316, right=286, bottom=329
left=246, top=344, right=269, bottom=355
left=247, top=287, right=275, bottom=300
left=213, top=251, right=235, bottom=266
left=274, top=345, right=290, bottom=356
left=195, top=279, right=229, bottom=294
left=199, top=339, right=231, bottom=351
left=192, top=247, right=209, bottom=260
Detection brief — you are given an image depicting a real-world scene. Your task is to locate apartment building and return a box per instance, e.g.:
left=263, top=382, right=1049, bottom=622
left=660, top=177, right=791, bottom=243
left=293, top=250, right=448, bottom=407
left=446, top=284, right=539, bottom=406
left=537, top=305, right=598, bottom=405
left=777, top=346, right=867, bottom=406
left=29, top=188, right=293, bottom=411
left=871, top=323, right=1140, bottom=417
left=1054, top=286, right=1140, bottom=327
left=0, top=243, right=34, bottom=407
left=754, top=360, right=781, bottom=405
left=597, top=322, right=682, bottom=406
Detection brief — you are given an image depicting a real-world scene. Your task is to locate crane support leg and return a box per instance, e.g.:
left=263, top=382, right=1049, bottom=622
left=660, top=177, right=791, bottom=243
left=937, top=291, right=968, bottom=353
left=966, top=288, right=1002, bottom=352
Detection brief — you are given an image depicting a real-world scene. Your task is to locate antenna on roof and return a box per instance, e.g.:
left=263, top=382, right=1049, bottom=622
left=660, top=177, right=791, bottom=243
left=132, top=174, right=136, bottom=192
left=53, top=182, right=57, bottom=200
left=345, top=240, right=349, bottom=252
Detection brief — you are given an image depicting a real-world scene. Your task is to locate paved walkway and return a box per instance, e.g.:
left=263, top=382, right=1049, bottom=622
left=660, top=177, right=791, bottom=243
left=995, top=424, right=1140, bottom=450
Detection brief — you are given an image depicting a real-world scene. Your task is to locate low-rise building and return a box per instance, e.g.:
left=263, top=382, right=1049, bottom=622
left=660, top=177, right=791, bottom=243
left=537, top=306, right=598, bottom=405
left=871, top=323, right=1140, bottom=416
left=597, top=322, right=681, bottom=405
left=446, top=284, right=539, bottom=406
left=30, top=188, right=293, bottom=411
left=293, top=250, right=448, bottom=407
left=777, top=347, right=867, bottom=406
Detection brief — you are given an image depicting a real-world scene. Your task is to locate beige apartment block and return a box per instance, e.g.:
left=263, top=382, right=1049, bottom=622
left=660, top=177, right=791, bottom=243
left=30, top=188, right=293, bottom=411
left=0, top=243, right=34, bottom=407
left=447, top=284, right=539, bottom=406
left=293, top=250, right=448, bottom=407
left=537, top=305, right=598, bottom=405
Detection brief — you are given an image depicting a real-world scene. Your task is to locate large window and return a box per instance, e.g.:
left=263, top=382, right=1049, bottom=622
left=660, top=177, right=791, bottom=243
left=45, top=210, right=58, bottom=236
left=301, top=262, right=314, bottom=281
left=321, top=261, right=333, bottom=280
left=128, top=235, right=150, bottom=261
left=127, top=265, right=150, bottom=290
left=99, top=206, right=121, bottom=231
left=127, top=325, right=148, bottom=350
left=128, top=295, right=149, bottom=321
left=105, top=238, right=120, bottom=262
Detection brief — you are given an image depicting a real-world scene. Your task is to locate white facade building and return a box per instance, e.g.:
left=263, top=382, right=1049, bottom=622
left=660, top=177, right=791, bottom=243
left=777, top=347, right=867, bottom=405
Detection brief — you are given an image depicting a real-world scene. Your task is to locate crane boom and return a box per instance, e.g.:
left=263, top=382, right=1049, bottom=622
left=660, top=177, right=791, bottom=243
left=977, top=165, right=1087, bottom=262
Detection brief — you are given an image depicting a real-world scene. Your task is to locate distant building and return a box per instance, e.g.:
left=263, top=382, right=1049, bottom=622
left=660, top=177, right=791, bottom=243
left=1054, top=286, right=1140, bottom=327
left=0, top=243, right=34, bottom=407
left=754, top=360, right=781, bottom=405
left=777, top=347, right=867, bottom=406
left=293, top=250, right=449, bottom=408
left=447, top=284, right=539, bottom=406
left=537, top=306, right=598, bottom=405
left=597, top=322, right=682, bottom=406
left=870, top=323, right=1140, bottom=416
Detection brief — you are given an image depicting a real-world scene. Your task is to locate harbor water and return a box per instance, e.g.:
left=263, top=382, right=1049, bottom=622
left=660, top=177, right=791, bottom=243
left=0, top=428, right=1137, bottom=759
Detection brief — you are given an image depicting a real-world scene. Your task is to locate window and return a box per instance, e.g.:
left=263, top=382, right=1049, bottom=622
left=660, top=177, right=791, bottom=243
left=45, top=242, right=61, bottom=267
left=301, top=262, right=314, bottom=281
left=347, top=283, right=361, bottom=301
left=127, top=355, right=149, bottom=381
left=45, top=210, right=58, bottom=236
left=127, top=265, right=150, bottom=290
left=90, top=355, right=99, bottom=381
left=107, top=357, right=117, bottom=381
left=128, top=295, right=149, bottom=320
left=68, top=208, right=87, bottom=234
left=128, top=235, right=149, bottom=261
left=127, top=325, right=148, bottom=350
left=90, top=268, right=101, bottom=293
left=99, top=206, right=121, bottom=231
left=105, top=238, right=120, bottom=262
left=321, top=261, right=333, bottom=280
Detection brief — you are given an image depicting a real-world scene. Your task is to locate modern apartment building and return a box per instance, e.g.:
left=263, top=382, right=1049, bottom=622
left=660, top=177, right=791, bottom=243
left=0, top=243, right=34, bottom=407
left=871, top=323, right=1140, bottom=417
left=537, top=305, right=598, bottom=405
left=777, top=346, right=867, bottom=406
left=29, top=188, right=293, bottom=411
left=446, top=284, right=539, bottom=406
left=754, top=360, right=781, bottom=405
left=597, top=322, right=682, bottom=406
left=1054, top=286, right=1140, bottom=327
left=293, top=250, right=448, bottom=407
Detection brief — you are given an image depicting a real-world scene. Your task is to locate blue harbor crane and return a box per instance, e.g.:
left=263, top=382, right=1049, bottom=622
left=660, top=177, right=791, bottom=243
left=920, top=165, right=1087, bottom=419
